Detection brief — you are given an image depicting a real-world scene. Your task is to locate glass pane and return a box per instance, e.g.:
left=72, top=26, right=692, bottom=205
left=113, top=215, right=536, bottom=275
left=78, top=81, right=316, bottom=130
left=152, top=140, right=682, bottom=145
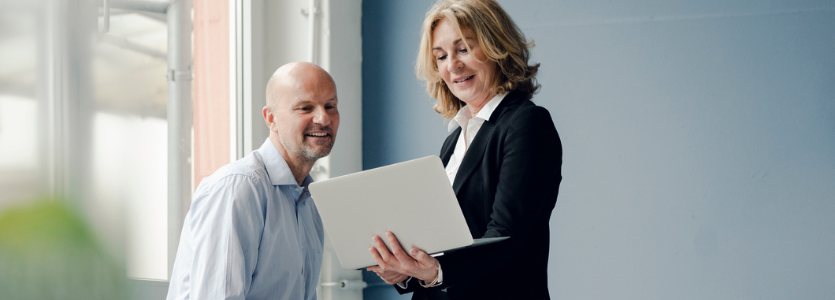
left=0, top=8, right=39, bottom=208
left=89, top=10, right=169, bottom=280
left=1, top=0, right=174, bottom=284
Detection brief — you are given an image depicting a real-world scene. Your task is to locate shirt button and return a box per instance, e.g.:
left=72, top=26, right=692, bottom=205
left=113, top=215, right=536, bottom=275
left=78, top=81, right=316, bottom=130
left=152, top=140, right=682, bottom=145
left=295, top=187, right=300, bottom=191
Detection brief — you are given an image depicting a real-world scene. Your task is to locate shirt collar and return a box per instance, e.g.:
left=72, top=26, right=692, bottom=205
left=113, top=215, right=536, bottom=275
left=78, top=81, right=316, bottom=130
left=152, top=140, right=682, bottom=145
left=257, top=139, right=313, bottom=188
left=447, top=92, right=509, bottom=132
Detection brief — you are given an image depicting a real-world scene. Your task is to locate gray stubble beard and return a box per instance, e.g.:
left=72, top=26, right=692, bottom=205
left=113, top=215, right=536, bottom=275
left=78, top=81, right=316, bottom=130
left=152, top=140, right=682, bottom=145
left=281, top=134, right=335, bottom=165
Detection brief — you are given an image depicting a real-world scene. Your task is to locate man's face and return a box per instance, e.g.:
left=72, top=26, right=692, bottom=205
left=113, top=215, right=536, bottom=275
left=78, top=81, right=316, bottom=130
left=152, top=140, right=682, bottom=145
left=271, top=78, right=340, bottom=163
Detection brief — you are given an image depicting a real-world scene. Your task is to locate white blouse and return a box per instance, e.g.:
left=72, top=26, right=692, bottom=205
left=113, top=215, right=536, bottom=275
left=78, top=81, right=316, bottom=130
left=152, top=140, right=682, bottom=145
left=445, top=92, right=508, bottom=185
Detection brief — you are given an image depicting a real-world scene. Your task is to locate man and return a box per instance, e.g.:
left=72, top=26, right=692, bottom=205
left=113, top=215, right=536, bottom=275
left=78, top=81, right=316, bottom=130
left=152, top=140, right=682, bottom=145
left=167, top=62, right=340, bottom=300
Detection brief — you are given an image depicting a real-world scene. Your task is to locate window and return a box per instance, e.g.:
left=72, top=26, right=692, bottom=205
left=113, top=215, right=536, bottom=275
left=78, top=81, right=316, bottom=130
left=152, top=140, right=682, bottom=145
left=0, top=4, right=42, bottom=208
left=90, top=9, right=170, bottom=280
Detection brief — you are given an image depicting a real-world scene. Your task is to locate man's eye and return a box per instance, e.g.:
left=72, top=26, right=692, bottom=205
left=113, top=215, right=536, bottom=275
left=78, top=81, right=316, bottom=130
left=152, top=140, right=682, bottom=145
left=326, top=105, right=336, bottom=110
left=298, top=106, right=312, bottom=111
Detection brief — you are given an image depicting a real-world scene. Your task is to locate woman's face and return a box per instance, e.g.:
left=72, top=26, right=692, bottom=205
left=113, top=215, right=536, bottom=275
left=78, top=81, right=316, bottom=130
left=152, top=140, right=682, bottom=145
left=432, top=18, right=499, bottom=108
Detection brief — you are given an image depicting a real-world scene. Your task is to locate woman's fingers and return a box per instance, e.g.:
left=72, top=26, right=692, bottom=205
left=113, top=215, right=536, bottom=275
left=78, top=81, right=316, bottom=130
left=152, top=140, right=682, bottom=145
left=371, top=235, right=392, bottom=262
left=379, top=271, right=404, bottom=283
left=410, top=247, right=433, bottom=265
left=369, top=247, right=389, bottom=269
left=386, top=231, right=412, bottom=261
left=369, top=267, right=409, bottom=285
left=369, top=232, right=437, bottom=279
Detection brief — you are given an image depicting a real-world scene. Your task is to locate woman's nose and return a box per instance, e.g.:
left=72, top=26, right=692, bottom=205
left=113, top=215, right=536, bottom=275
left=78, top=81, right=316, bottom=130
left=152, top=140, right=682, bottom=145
left=447, top=55, right=462, bottom=72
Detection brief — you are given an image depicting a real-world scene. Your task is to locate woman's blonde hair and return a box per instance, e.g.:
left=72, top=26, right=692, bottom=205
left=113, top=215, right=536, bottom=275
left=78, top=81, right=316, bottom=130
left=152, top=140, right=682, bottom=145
left=417, top=0, right=540, bottom=119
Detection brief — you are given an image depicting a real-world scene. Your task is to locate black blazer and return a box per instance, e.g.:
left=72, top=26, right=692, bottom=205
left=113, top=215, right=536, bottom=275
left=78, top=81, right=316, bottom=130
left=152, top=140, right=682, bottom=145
left=395, top=90, right=563, bottom=300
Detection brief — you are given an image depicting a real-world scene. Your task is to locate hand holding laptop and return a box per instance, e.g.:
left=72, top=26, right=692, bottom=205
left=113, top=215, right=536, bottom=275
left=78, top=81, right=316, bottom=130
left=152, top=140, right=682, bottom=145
left=367, top=231, right=439, bottom=284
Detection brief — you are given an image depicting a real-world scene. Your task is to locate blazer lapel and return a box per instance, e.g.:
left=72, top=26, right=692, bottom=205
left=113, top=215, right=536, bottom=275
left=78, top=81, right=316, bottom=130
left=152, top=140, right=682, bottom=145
left=451, top=91, right=525, bottom=195
left=452, top=121, right=494, bottom=194
left=440, top=127, right=460, bottom=167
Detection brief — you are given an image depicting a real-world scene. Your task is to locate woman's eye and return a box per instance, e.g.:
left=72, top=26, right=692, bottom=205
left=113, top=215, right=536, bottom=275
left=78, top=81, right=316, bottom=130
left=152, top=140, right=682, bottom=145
left=436, top=54, right=447, bottom=61
left=458, top=48, right=468, bottom=53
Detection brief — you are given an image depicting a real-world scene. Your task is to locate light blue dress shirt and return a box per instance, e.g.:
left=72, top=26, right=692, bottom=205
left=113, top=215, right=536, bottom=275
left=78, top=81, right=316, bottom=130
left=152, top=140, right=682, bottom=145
left=167, top=139, right=324, bottom=300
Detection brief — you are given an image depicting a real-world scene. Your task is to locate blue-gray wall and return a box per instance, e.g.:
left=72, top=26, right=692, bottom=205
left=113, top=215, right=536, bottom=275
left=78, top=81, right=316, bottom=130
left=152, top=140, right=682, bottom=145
left=362, top=1, right=835, bottom=299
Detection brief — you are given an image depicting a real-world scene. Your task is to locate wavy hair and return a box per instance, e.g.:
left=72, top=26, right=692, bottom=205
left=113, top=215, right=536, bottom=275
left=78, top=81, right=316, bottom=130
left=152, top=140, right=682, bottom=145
left=416, top=0, right=540, bottom=119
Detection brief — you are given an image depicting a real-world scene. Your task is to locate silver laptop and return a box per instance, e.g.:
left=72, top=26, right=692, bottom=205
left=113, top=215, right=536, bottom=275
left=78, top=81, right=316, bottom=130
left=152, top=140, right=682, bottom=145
left=309, top=155, right=507, bottom=270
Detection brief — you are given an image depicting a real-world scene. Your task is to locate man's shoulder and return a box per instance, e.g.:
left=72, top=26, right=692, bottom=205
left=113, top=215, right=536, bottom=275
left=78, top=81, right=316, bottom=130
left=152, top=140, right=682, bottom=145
left=195, top=152, right=269, bottom=195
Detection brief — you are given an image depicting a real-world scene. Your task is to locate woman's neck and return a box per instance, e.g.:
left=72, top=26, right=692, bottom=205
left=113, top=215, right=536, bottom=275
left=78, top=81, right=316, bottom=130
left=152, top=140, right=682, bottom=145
left=465, top=92, right=495, bottom=117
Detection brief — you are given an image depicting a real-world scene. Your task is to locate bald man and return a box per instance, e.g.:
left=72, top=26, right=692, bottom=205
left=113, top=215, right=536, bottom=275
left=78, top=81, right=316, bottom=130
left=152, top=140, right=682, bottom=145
left=167, top=62, right=339, bottom=300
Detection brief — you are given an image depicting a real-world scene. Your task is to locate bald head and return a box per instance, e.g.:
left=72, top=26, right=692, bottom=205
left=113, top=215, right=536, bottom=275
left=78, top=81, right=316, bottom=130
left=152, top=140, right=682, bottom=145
left=266, top=62, right=336, bottom=109
left=262, top=62, right=340, bottom=182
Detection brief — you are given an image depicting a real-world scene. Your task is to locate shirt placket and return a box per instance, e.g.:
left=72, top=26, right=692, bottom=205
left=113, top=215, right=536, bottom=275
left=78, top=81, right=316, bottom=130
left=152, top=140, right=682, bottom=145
left=466, top=118, right=482, bottom=150
left=290, top=186, right=308, bottom=293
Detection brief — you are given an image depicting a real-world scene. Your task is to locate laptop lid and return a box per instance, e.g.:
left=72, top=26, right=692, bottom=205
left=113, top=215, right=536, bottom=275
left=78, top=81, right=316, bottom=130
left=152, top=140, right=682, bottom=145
left=309, top=156, right=475, bottom=269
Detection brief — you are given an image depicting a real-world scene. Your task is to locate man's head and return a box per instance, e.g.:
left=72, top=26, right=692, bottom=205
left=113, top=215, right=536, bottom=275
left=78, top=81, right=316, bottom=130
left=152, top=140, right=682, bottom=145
left=263, top=62, right=339, bottom=166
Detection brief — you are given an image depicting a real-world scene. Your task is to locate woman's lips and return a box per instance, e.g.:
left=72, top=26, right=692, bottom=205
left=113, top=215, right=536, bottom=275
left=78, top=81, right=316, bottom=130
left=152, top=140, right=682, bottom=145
left=453, top=75, right=474, bottom=84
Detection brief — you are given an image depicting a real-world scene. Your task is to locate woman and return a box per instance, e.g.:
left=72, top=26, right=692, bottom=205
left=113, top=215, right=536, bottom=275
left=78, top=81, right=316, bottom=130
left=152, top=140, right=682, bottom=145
left=367, top=0, right=562, bottom=299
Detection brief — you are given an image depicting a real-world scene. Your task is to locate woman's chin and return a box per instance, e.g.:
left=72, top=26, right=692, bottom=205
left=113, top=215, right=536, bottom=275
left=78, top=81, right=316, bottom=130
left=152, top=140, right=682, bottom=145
left=458, top=91, right=492, bottom=106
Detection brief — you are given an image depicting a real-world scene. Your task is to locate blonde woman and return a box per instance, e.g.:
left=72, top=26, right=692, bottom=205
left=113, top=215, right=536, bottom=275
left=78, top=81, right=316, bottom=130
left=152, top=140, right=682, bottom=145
left=367, top=0, right=562, bottom=299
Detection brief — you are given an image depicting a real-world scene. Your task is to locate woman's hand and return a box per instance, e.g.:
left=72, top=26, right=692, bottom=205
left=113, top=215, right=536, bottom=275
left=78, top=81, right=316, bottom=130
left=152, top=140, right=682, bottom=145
left=367, top=231, right=439, bottom=282
left=369, top=268, right=409, bottom=285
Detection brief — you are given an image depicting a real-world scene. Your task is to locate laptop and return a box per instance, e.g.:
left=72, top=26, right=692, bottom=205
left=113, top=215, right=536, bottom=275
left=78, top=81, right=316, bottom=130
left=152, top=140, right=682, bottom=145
left=308, top=155, right=508, bottom=270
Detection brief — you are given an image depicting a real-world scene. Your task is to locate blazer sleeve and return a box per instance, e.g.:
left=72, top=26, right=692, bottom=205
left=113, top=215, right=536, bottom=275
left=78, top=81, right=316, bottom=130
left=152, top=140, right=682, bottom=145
left=435, top=105, right=563, bottom=288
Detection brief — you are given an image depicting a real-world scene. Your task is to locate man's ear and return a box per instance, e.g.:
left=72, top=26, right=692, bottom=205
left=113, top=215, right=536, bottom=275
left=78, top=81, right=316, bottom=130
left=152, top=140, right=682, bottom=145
left=262, top=106, right=275, bottom=129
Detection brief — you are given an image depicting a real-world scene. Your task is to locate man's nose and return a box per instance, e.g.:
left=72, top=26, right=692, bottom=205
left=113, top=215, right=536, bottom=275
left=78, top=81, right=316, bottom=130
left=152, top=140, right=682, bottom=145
left=313, top=106, right=330, bottom=126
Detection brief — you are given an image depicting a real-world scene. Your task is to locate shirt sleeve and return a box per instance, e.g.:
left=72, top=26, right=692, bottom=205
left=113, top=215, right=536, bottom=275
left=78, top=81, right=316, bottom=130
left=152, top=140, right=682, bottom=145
left=395, top=277, right=412, bottom=289
left=186, top=175, right=266, bottom=300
